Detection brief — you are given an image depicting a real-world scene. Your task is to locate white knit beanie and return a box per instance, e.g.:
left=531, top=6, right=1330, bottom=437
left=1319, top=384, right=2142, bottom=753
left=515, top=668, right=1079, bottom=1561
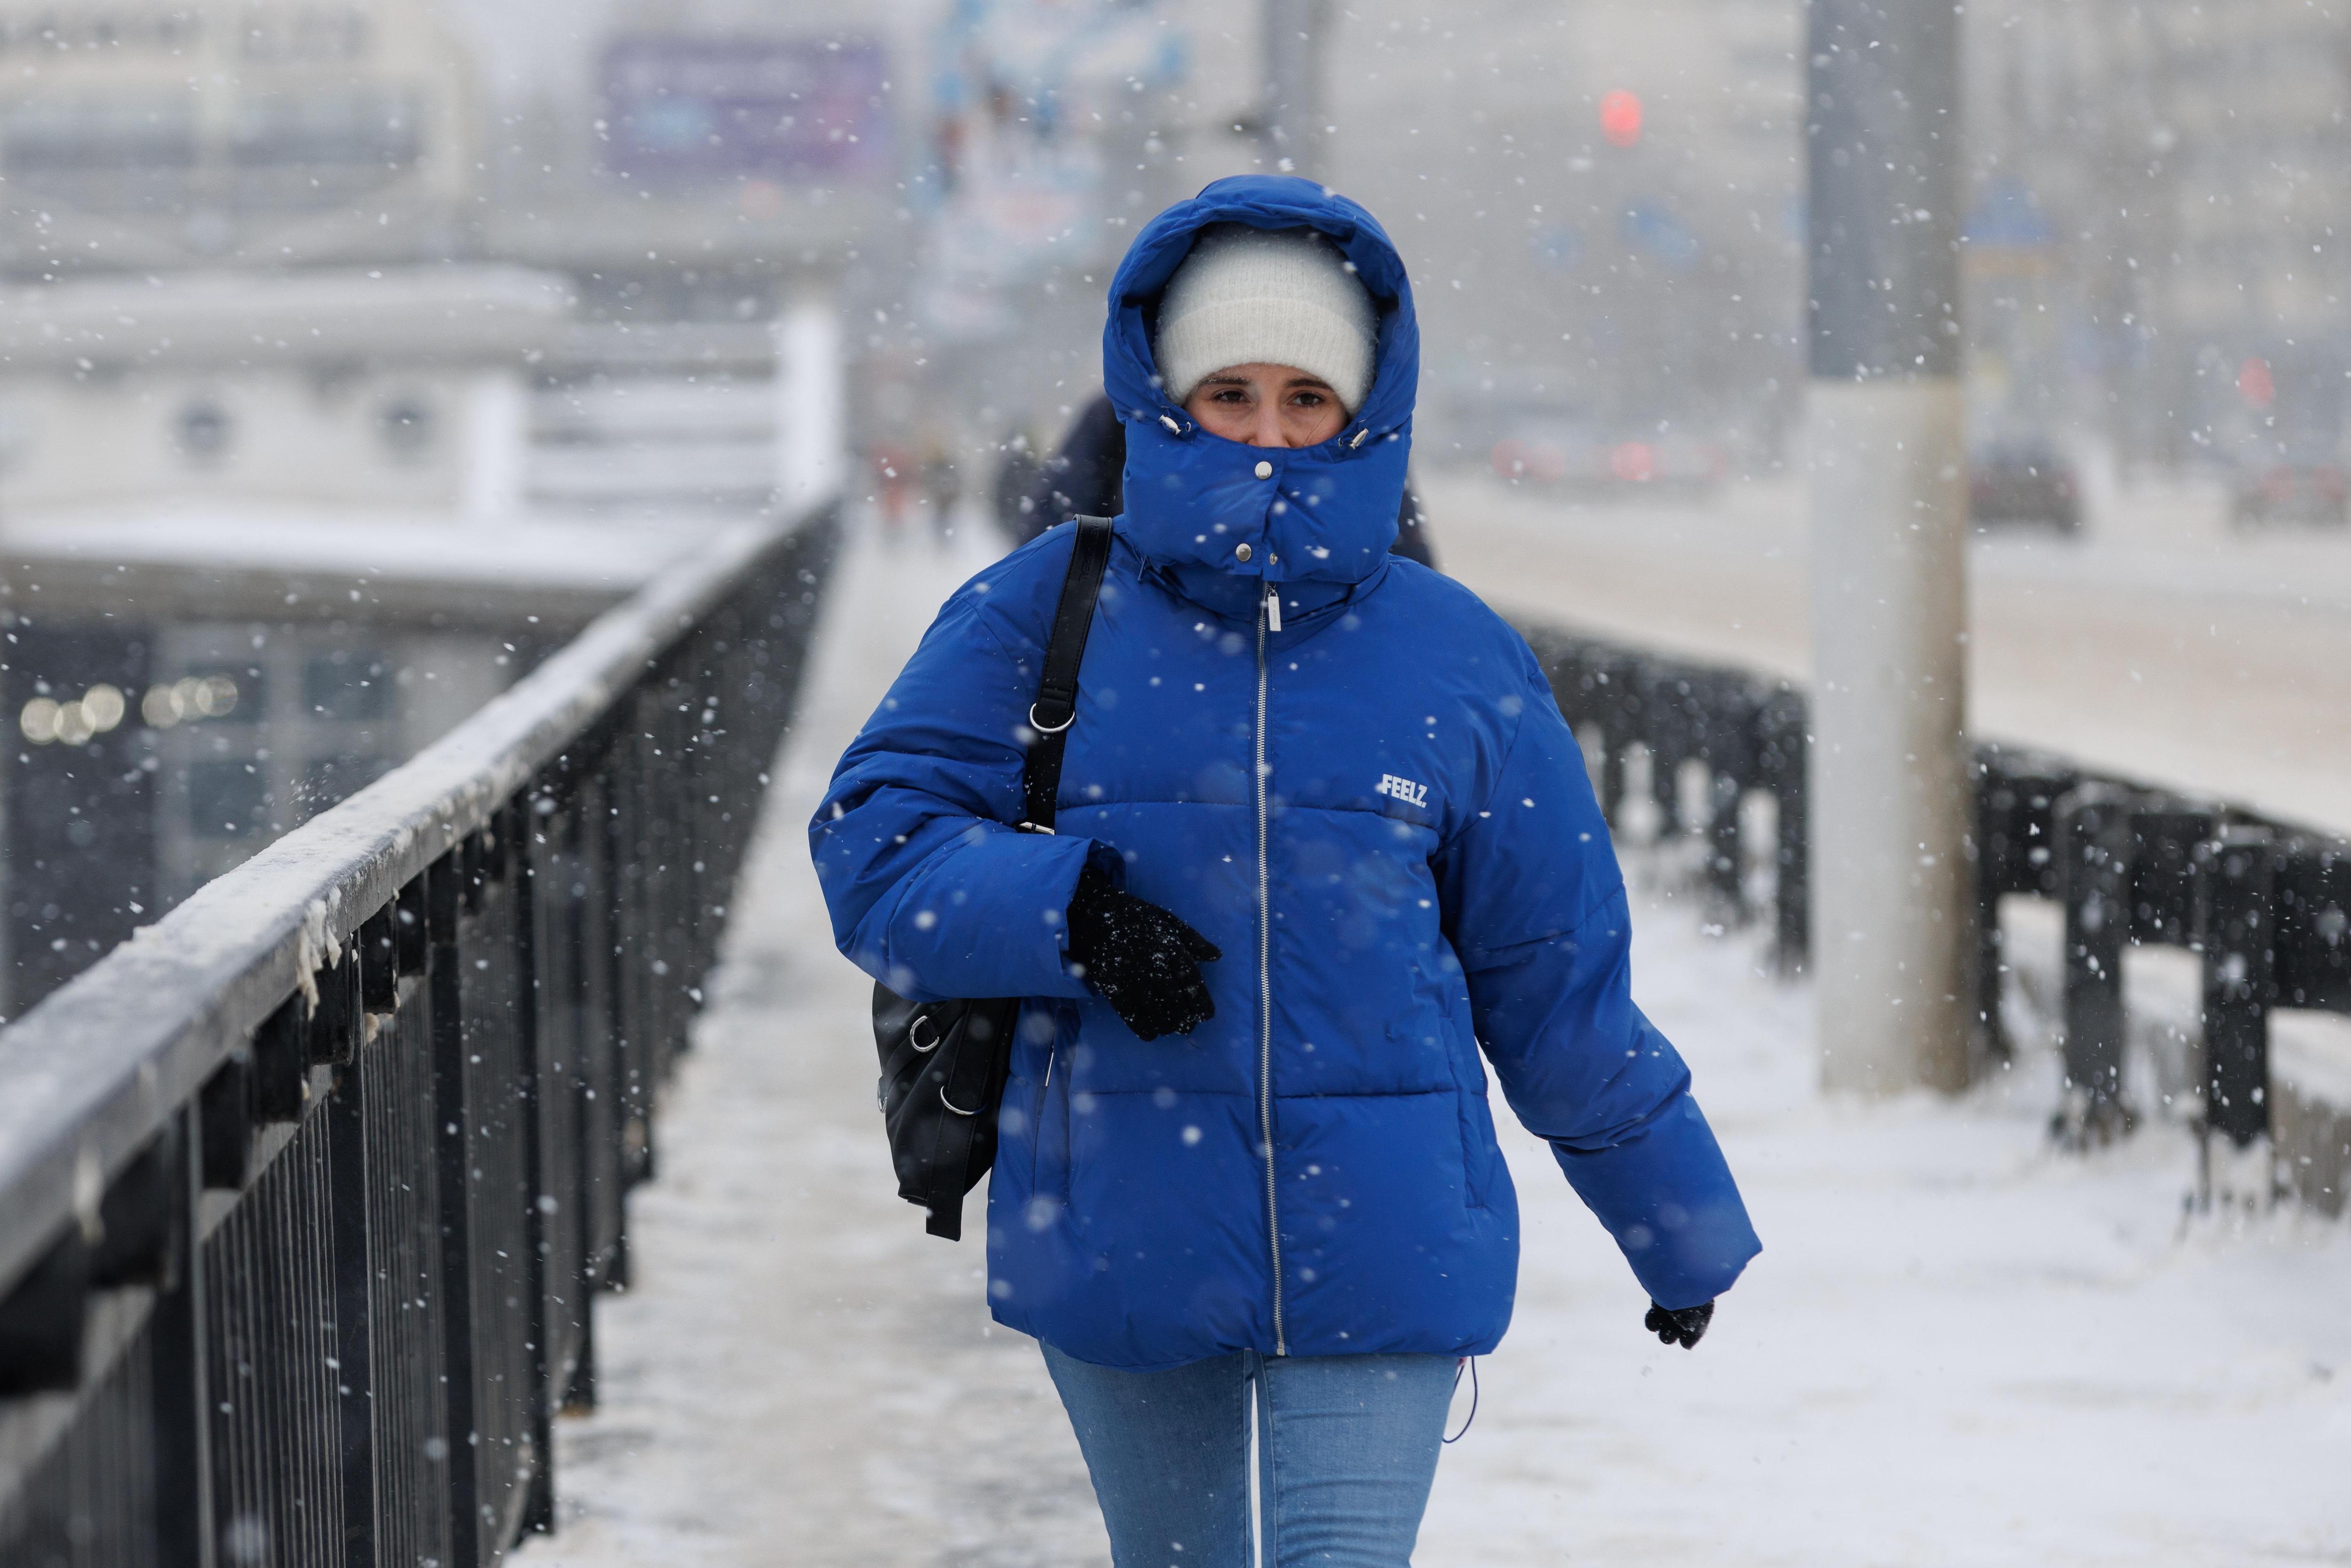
left=1154, top=224, right=1378, bottom=415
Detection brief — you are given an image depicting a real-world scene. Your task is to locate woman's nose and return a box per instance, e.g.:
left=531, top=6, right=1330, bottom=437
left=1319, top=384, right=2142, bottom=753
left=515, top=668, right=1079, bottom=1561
left=1249, top=403, right=1287, bottom=448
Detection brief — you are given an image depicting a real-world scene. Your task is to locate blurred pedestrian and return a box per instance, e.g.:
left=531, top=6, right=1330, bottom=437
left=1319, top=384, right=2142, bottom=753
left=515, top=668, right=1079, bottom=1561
left=991, top=427, right=1046, bottom=539
left=868, top=441, right=915, bottom=546
left=814, top=176, right=1757, bottom=1567
left=920, top=441, right=960, bottom=550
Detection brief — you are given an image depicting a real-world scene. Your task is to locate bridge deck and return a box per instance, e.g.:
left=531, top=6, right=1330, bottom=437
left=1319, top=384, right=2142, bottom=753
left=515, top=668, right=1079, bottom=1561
left=519, top=515, right=2351, bottom=1568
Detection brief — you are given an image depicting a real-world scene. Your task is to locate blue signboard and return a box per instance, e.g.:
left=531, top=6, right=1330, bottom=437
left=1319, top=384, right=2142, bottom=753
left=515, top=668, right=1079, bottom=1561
left=600, top=35, right=889, bottom=189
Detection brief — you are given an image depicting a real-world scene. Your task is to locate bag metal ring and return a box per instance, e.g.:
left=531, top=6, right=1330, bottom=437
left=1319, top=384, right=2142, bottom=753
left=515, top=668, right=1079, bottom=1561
left=909, top=1014, right=941, bottom=1053
left=939, top=1084, right=982, bottom=1117
left=1028, top=701, right=1074, bottom=735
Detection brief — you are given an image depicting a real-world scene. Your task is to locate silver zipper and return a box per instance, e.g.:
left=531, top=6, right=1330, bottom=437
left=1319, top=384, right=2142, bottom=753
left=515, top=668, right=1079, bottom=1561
left=1256, top=585, right=1286, bottom=1355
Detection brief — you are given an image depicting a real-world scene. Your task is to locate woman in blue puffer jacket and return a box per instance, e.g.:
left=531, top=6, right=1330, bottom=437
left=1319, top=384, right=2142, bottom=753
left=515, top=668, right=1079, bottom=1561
left=813, top=176, right=1759, bottom=1567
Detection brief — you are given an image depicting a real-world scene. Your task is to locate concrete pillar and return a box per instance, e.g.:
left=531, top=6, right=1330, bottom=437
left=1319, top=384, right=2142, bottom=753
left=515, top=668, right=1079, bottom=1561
left=1805, top=1, right=1972, bottom=1094
left=775, top=296, right=845, bottom=515
left=1260, top=0, right=1331, bottom=177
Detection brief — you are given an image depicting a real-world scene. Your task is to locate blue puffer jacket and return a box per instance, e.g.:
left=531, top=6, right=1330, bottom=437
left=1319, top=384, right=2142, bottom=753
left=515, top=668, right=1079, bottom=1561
left=813, top=176, right=1758, bottom=1371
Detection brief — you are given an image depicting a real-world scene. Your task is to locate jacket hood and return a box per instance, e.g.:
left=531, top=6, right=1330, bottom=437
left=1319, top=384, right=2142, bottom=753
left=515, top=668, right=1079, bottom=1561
left=1103, top=175, right=1419, bottom=587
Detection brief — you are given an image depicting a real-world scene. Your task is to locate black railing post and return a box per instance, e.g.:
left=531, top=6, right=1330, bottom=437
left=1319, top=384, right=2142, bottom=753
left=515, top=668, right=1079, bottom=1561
left=1641, top=666, right=1688, bottom=842
left=307, top=951, right=358, bottom=1072
left=361, top=906, right=399, bottom=1013
left=1598, top=696, right=1628, bottom=831
left=427, top=851, right=483, bottom=1568
left=152, top=1104, right=217, bottom=1568
left=1972, top=752, right=2077, bottom=1066
left=668, top=664, right=699, bottom=1067
left=198, top=1056, right=256, bottom=1192
left=1756, top=686, right=1809, bottom=974
left=2057, top=784, right=2137, bottom=1140
left=1596, top=653, right=1640, bottom=831
left=1971, top=758, right=2004, bottom=1065
left=1700, top=678, right=1757, bottom=921
left=651, top=673, right=686, bottom=1084
left=612, top=694, right=650, bottom=1212
left=2270, top=840, right=2351, bottom=1012
left=603, top=717, right=643, bottom=1289
left=2127, top=803, right=2217, bottom=948
left=508, top=797, right=558, bottom=1538
left=1548, top=641, right=1615, bottom=816
left=683, top=639, right=717, bottom=1011
left=397, top=874, right=429, bottom=976
left=325, top=976, right=379, bottom=1568
left=560, top=765, right=608, bottom=1405
left=253, top=996, right=307, bottom=1124
left=2200, top=827, right=2275, bottom=1150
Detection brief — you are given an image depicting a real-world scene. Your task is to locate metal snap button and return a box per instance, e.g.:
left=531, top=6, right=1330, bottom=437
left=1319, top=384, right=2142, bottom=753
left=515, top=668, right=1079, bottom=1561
left=1254, top=460, right=1274, bottom=479
left=1235, top=542, right=1254, bottom=562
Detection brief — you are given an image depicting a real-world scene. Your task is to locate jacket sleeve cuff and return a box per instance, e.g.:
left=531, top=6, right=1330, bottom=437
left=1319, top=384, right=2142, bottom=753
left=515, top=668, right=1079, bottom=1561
left=874, top=825, right=1104, bottom=1001
left=1550, top=1094, right=1760, bottom=1310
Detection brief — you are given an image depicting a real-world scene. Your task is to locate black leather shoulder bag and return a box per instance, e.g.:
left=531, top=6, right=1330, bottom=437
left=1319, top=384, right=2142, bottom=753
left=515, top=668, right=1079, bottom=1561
left=870, top=515, right=1113, bottom=1240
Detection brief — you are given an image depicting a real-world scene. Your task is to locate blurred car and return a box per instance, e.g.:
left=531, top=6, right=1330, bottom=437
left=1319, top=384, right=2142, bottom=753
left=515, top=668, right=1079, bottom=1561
left=1491, top=429, right=1726, bottom=497
left=1968, top=440, right=2081, bottom=533
left=2229, top=462, right=2349, bottom=527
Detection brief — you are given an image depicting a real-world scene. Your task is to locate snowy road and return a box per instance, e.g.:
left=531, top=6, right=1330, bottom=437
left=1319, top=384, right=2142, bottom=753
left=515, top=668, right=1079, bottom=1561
left=1426, top=469, right=2351, bottom=835
left=519, top=512, right=2351, bottom=1568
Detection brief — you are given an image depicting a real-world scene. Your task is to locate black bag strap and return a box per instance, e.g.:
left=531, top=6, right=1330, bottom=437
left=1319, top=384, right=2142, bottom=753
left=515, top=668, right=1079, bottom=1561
left=1019, top=515, right=1114, bottom=832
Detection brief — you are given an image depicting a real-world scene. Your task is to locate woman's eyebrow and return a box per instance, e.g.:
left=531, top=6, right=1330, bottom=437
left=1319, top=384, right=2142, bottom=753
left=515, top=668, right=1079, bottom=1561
left=1283, top=375, right=1335, bottom=390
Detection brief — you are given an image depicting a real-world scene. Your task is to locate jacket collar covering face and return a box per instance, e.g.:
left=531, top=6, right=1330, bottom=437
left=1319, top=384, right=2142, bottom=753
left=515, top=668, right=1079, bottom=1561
left=1104, top=175, right=1420, bottom=590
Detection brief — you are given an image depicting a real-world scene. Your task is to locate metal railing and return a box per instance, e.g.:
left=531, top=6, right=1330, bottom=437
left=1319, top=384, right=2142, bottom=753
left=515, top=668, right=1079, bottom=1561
left=1521, top=627, right=1812, bottom=968
left=0, top=503, right=838, bottom=1566
left=1518, top=621, right=2351, bottom=1180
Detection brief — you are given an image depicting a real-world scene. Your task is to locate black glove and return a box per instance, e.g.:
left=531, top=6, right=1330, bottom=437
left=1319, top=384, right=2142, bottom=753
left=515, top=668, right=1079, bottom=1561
left=1644, top=1299, right=1714, bottom=1350
left=1064, top=866, right=1221, bottom=1040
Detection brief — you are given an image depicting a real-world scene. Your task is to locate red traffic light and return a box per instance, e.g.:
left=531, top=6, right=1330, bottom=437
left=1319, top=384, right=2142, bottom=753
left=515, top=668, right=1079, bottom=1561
left=1600, top=90, right=1643, bottom=148
left=2238, top=357, right=2275, bottom=409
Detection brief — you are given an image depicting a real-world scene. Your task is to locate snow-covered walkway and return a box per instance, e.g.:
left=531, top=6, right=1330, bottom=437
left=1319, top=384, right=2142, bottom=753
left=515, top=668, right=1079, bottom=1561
left=519, top=515, right=2351, bottom=1568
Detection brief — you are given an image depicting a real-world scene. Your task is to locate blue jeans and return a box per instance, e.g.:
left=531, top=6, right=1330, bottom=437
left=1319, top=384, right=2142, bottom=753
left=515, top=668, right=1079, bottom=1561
left=1041, top=1342, right=1456, bottom=1568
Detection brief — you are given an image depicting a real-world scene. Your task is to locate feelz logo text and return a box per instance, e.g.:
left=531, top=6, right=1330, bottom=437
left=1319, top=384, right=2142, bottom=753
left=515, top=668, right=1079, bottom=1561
left=1375, top=773, right=1430, bottom=808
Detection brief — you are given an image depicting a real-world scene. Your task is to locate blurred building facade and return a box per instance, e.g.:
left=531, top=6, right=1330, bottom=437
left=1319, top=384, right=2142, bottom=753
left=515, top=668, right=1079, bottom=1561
left=0, top=0, right=879, bottom=521
left=1966, top=0, right=2351, bottom=476
left=0, top=0, right=479, bottom=273
left=0, top=0, right=876, bottom=1011
left=0, top=266, right=565, bottom=516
